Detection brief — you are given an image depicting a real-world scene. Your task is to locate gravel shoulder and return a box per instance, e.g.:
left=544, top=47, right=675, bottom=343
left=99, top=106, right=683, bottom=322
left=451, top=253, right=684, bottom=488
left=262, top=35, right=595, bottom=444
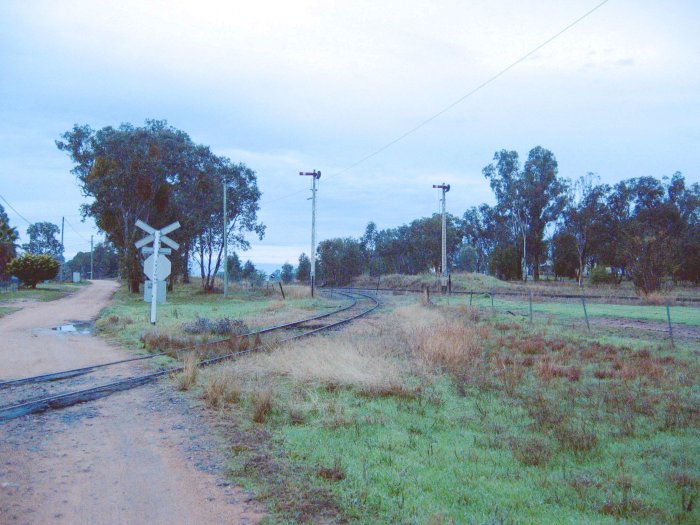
left=0, top=280, right=264, bottom=524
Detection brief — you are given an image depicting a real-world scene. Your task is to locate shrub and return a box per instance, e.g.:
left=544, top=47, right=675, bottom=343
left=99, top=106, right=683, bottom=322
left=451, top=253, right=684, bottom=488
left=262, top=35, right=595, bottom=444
left=589, top=265, right=615, bottom=286
left=7, top=253, right=60, bottom=288
left=182, top=316, right=248, bottom=335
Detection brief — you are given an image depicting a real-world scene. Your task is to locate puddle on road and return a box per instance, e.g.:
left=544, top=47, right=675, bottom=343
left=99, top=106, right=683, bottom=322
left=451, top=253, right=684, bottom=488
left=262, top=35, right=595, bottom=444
left=52, top=321, right=93, bottom=335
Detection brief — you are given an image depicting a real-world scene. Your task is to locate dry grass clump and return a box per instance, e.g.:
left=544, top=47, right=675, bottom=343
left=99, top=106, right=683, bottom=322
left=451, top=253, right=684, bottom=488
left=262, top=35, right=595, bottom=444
left=639, top=291, right=675, bottom=306
left=264, top=300, right=286, bottom=312
left=317, top=458, right=345, bottom=482
left=537, top=360, right=582, bottom=382
left=175, top=353, right=199, bottom=391
left=509, top=436, right=554, bottom=466
left=393, top=305, right=487, bottom=372
left=280, top=284, right=311, bottom=299
left=232, top=330, right=408, bottom=394
left=252, top=389, right=274, bottom=423
left=95, top=313, right=133, bottom=332
left=140, top=330, right=200, bottom=353
left=202, top=368, right=242, bottom=408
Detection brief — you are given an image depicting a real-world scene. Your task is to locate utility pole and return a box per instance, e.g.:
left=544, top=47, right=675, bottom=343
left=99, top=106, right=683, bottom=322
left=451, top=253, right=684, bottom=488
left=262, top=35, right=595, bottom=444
left=90, top=235, right=94, bottom=280
left=60, top=216, right=65, bottom=282
left=223, top=179, right=228, bottom=297
left=432, top=183, right=450, bottom=291
left=300, top=170, right=321, bottom=297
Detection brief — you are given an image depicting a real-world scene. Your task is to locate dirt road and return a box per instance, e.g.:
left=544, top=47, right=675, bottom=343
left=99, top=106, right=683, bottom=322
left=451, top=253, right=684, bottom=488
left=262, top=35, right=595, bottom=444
left=0, top=281, right=263, bottom=524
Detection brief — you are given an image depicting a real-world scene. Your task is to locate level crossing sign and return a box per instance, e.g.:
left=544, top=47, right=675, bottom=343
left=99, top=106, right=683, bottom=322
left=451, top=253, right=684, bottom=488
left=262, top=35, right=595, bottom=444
left=135, top=220, right=180, bottom=324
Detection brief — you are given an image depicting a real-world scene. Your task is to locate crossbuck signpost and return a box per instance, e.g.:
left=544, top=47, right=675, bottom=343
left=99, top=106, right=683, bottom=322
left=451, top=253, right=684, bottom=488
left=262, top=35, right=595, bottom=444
left=135, top=220, right=180, bottom=324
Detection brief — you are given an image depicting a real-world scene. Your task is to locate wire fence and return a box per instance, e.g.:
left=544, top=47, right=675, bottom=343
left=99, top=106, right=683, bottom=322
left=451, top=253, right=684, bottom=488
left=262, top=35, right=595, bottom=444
left=344, top=286, right=700, bottom=348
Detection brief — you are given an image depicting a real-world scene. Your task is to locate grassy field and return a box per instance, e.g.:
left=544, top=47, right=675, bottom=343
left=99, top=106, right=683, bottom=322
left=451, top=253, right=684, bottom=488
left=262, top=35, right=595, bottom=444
left=433, top=293, right=700, bottom=328
left=97, top=278, right=699, bottom=524
left=95, top=281, right=343, bottom=354
left=0, top=281, right=90, bottom=304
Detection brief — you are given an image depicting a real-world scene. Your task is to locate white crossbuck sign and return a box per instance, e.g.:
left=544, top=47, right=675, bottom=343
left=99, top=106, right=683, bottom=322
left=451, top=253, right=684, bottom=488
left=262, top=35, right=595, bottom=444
left=135, top=220, right=180, bottom=324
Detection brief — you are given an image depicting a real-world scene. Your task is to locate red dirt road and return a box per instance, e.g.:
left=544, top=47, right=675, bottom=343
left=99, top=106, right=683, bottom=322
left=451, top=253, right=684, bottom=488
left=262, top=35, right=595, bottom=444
left=0, top=281, right=263, bottom=524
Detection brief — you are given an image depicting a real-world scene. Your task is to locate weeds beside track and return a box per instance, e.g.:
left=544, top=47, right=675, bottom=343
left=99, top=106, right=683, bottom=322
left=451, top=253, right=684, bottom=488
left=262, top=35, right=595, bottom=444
left=0, top=290, right=379, bottom=422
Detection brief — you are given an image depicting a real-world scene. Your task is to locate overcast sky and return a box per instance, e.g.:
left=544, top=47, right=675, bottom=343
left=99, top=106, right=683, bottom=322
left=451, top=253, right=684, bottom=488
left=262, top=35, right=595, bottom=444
left=1, top=0, right=698, bottom=270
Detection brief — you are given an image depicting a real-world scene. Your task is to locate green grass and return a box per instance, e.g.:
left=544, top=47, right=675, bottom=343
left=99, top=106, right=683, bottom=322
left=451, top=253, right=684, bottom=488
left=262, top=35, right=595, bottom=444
left=96, top=281, right=343, bottom=352
left=0, top=282, right=88, bottom=303
left=95, top=279, right=699, bottom=523
left=435, top=293, right=700, bottom=327
left=211, top=301, right=699, bottom=524
left=0, top=306, right=19, bottom=318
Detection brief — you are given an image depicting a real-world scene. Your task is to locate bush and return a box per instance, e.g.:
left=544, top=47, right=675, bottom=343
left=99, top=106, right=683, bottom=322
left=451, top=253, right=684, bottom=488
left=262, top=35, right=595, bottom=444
left=7, top=253, right=60, bottom=288
left=182, top=316, right=248, bottom=335
left=489, top=245, right=521, bottom=281
left=589, top=266, right=615, bottom=286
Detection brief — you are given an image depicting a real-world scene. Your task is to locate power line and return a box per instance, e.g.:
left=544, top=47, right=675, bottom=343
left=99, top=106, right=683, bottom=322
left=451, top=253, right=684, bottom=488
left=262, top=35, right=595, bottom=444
left=261, top=0, right=611, bottom=206
left=64, top=216, right=90, bottom=243
left=0, top=194, right=32, bottom=225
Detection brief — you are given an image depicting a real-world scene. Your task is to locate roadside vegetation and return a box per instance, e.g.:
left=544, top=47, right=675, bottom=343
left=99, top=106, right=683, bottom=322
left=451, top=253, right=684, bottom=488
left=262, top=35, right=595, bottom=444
left=95, top=280, right=342, bottom=357
left=172, top=297, right=699, bottom=524
left=0, top=281, right=89, bottom=304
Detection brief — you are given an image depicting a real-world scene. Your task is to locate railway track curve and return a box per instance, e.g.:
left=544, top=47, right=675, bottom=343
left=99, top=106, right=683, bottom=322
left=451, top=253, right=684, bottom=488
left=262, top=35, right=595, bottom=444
left=0, top=290, right=379, bottom=422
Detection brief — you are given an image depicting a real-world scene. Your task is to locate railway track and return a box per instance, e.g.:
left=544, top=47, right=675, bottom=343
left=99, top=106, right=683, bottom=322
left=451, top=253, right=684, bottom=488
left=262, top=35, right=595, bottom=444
left=0, top=290, right=379, bottom=423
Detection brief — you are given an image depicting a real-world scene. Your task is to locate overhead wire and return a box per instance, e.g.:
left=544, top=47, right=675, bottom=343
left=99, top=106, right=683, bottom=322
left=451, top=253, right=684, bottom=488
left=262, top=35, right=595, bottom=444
left=260, top=0, right=611, bottom=206
left=64, top=216, right=90, bottom=243
left=0, top=194, right=32, bottom=225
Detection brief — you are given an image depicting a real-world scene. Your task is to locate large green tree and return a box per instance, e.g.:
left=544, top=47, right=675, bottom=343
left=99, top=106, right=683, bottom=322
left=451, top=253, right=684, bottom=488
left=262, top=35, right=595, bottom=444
left=0, top=204, right=19, bottom=279
left=67, top=242, right=119, bottom=279
left=296, top=253, right=310, bottom=283
left=483, top=147, right=568, bottom=281
left=561, top=175, right=609, bottom=285
left=317, top=238, right=364, bottom=285
left=57, top=120, right=264, bottom=292
left=23, top=222, right=63, bottom=259
left=190, top=157, right=265, bottom=291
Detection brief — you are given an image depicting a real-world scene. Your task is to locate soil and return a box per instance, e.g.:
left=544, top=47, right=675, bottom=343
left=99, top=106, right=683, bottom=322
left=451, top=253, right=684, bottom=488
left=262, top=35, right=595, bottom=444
left=590, top=316, right=700, bottom=341
left=0, top=280, right=264, bottom=524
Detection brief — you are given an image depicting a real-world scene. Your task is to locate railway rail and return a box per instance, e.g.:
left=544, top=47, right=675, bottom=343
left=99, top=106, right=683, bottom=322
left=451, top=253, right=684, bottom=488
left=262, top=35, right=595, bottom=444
left=0, top=290, right=379, bottom=423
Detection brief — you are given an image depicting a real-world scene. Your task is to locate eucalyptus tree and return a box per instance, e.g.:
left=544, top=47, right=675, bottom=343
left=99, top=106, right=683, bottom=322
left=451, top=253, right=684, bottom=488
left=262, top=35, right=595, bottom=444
left=190, top=157, right=265, bottom=291
left=462, top=204, right=509, bottom=274
left=561, top=174, right=610, bottom=285
left=296, top=253, right=310, bottom=283
left=23, top=222, right=63, bottom=259
left=57, top=120, right=193, bottom=291
left=483, top=147, right=568, bottom=280
left=57, top=120, right=264, bottom=292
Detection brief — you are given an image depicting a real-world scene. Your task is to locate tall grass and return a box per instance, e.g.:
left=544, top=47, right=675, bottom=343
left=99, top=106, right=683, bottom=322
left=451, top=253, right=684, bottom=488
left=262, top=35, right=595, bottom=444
left=195, top=297, right=699, bottom=523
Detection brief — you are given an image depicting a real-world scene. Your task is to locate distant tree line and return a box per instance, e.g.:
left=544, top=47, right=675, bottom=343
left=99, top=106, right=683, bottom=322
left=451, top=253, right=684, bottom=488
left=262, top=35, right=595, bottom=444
left=293, top=147, right=698, bottom=293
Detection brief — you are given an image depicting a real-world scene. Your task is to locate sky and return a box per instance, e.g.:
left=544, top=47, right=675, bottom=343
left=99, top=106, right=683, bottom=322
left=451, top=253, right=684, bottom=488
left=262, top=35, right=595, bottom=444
left=1, top=0, right=698, bottom=272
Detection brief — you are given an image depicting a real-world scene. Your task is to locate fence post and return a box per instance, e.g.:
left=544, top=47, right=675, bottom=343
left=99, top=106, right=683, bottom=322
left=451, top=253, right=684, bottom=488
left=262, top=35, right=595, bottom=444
left=278, top=282, right=286, bottom=300
left=491, top=291, right=495, bottom=313
left=529, top=292, right=533, bottom=325
left=469, top=291, right=473, bottom=307
left=580, top=295, right=590, bottom=331
left=666, top=302, right=675, bottom=348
